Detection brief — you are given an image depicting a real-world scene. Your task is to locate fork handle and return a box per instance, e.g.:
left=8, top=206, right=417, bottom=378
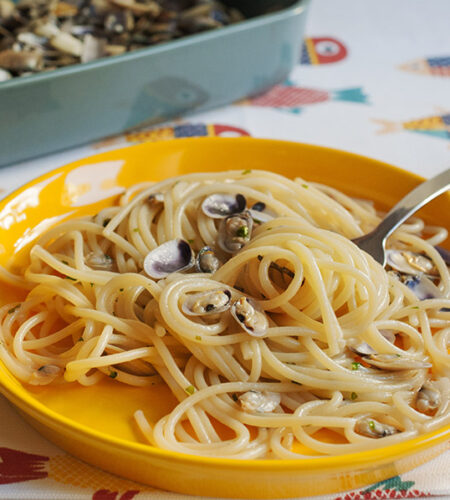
left=375, top=168, right=450, bottom=245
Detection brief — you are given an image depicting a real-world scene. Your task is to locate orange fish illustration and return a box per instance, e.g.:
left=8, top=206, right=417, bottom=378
left=373, top=112, right=450, bottom=140
left=124, top=123, right=250, bottom=143
left=94, top=123, right=250, bottom=149
left=0, top=447, right=150, bottom=499
left=398, top=56, right=450, bottom=77
left=301, top=36, right=348, bottom=65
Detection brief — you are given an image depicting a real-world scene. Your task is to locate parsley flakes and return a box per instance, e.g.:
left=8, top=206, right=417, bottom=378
left=185, top=385, right=195, bottom=395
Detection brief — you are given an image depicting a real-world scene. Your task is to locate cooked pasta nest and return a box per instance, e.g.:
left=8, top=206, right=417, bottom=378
left=0, top=169, right=449, bottom=459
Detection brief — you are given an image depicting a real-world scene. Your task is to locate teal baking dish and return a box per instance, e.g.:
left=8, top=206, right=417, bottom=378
left=0, top=0, right=309, bottom=167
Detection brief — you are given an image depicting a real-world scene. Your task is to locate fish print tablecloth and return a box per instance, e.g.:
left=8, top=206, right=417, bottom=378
left=0, top=0, right=449, bottom=498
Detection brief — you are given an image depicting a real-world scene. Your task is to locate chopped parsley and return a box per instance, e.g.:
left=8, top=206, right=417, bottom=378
left=119, top=288, right=124, bottom=292
left=351, top=392, right=358, bottom=400
left=78, top=337, right=84, bottom=342
left=187, top=239, right=195, bottom=244
left=195, top=335, right=202, bottom=341
left=351, top=361, right=360, bottom=371
left=236, top=226, right=249, bottom=238
left=133, top=228, right=140, bottom=233
left=368, top=420, right=375, bottom=430
left=412, top=306, right=419, bottom=310
left=109, top=370, right=118, bottom=379
left=185, top=385, right=195, bottom=395
left=7, top=305, right=20, bottom=314
left=90, top=282, right=94, bottom=287
left=302, top=184, right=309, bottom=189
left=242, top=169, right=252, bottom=175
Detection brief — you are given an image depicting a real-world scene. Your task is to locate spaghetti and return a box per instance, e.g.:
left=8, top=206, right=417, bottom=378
left=0, top=169, right=449, bottom=458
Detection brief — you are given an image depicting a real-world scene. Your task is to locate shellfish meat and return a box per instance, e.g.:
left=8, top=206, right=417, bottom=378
left=182, top=289, right=231, bottom=316
left=231, top=297, right=268, bottom=337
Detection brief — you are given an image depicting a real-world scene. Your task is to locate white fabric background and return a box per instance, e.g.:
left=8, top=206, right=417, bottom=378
left=0, top=0, right=449, bottom=498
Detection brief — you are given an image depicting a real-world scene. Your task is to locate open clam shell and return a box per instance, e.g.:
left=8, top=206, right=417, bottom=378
left=0, top=68, right=12, bottom=81
left=349, top=341, right=375, bottom=356
left=386, top=249, right=438, bottom=277
left=403, top=274, right=442, bottom=300
left=28, top=364, right=61, bottom=385
left=416, top=382, right=441, bottom=414
left=231, top=297, right=268, bottom=337
left=86, top=252, right=114, bottom=271
left=182, top=289, right=231, bottom=316
left=436, top=246, right=450, bottom=266
left=195, top=246, right=221, bottom=273
left=364, top=353, right=431, bottom=371
left=354, top=418, right=398, bottom=438
left=349, top=330, right=396, bottom=357
left=239, top=390, right=281, bottom=413
left=248, top=201, right=275, bottom=224
left=218, top=210, right=253, bottom=253
left=143, top=239, right=194, bottom=279
left=201, top=193, right=246, bottom=219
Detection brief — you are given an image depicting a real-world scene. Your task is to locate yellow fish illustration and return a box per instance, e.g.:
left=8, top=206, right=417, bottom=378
left=373, top=112, right=450, bottom=140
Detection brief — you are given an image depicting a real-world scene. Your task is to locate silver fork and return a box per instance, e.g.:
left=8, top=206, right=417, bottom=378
left=352, top=168, right=450, bottom=266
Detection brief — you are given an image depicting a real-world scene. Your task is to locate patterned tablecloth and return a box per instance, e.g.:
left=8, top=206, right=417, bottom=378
left=0, top=0, right=449, bottom=498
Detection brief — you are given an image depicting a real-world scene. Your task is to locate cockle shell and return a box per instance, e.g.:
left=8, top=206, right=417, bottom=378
left=364, top=353, right=431, bottom=371
left=231, top=297, right=268, bottom=337
left=201, top=193, right=246, bottom=219
left=386, top=249, right=438, bottom=277
left=195, top=246, right=221, bottom=273
left=86, top=252, right=114, bottom=271
left=50, top=32, right=83, bottom=56
left=248, top=201, right=275, bottom=223
left=182, top=289, right=231, bottom=316
left=403, top=274, right=442, bottom=301
left=0, top=48, right=43, bottom=71
left=354, top=417, right=397, bottom=438
left=218, top=211, right=253, bottom=253
left=28, top=364, right=61, bottom=385
left=416, top=383, right=441, bottom=414
left=239, top=390, right=281, bottom=413
left=143, top=239, right=194, bottom=279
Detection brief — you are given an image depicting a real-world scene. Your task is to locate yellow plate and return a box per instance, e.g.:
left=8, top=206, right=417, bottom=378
left=0, top=138, right=448, bottom=499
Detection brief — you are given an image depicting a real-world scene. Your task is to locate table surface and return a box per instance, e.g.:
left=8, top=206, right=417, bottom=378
left=0, top=0, right=449, bottom=499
